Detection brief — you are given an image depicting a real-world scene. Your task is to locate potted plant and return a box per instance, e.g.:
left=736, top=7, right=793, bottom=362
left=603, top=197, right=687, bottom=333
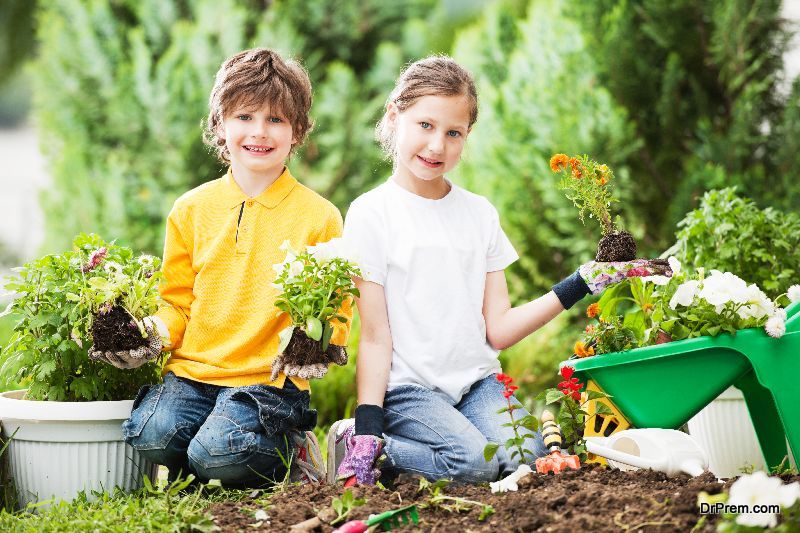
left=0, top=233, right=162, bottom=508
left=549, top=154, right=637, bottom=261
left=269, top=239, right=361, bottom=380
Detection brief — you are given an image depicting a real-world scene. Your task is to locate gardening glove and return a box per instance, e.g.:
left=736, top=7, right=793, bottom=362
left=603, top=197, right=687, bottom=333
left=271, top=333, right=349, bottom=381
left=553, top=259, right=672, bottom=309
left=336, top=405, right=385, bottom=485
left=89, top=316, right=166, bottom=370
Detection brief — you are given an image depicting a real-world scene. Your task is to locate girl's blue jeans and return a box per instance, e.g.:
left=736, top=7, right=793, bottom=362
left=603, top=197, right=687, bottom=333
left=382, top=374, right=549, bottom=483
left=122, top=372, right=316, bottom=487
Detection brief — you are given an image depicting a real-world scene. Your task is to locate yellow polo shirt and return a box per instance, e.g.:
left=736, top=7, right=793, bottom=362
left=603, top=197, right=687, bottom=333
left=155, top=167, right=351, bottom=390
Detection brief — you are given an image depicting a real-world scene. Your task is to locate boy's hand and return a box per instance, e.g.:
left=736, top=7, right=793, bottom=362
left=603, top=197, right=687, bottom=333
left=271, top=344, right=348, bottom=381
left=579, top=258, right=672, bottom=294
left=88, top=317, right=164, bottom=370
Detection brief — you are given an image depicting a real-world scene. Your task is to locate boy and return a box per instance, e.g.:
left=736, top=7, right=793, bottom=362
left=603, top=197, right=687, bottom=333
left=94, top=48, right=351, bottom=487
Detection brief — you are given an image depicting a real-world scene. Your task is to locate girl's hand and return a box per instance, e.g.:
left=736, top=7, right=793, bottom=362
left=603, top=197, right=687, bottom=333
left=579, top=258, right=672, bottom=295
left=336, top=423, right=384, bottom=485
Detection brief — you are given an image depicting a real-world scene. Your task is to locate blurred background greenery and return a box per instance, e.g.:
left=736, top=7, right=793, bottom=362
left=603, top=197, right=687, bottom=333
left=1, top=0, right=799, bottom=426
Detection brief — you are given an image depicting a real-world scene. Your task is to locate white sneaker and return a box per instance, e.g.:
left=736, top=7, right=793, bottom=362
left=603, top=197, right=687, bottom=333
left=289, top=430, right=325, bottom=484
left=326, top=418, right=355, bottom=484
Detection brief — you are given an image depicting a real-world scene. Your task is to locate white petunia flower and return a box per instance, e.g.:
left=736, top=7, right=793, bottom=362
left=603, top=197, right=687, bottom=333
left=699, top=271, right=749, bottom=307
left=103, top=261, right=124, bottom=276
left=641, top=275, right=671, bottom=286
left=307, top=237, right=359, bottom=265
left=728, top=471, right=800, bottom=528
left=288, top=260, right=304, bottom=278
left=667, top=256, right=682, bottom=275
left=737, top=284, right=775, bottom=320
left=670, top=280, right=700, bottom=309
left=765, top=315, right=786, bottom=338
left=788, top=284, right=800, bottom=303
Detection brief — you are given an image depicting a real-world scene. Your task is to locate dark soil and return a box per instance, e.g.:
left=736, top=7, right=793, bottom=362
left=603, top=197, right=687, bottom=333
left=596, top=230, right=637, bottom=262
left=206, top=464, right=771, bottom=532
left=91, top=305, right=145, bottom=352
left=284, top=328, right=348, bottom=367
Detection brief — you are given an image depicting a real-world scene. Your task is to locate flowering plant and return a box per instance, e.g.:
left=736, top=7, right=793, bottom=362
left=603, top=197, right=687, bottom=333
left=272, top=239, right=361, bottom=353
left=483, top=373, right=540, bottom=465
left=550, top=154, right=636, bottom=261
left=0, top=233, right=163, bottom=401
left=644, top=259, right=788, bottom=341
left=535, top=366, right=613, bottom=461
left=550, top=154, right=617, bottom=235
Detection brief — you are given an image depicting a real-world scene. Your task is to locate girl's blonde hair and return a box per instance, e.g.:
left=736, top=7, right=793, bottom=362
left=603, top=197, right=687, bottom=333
left=204, top=48, right=313, bottom=163
left=376, top=55, right=478, bottom=156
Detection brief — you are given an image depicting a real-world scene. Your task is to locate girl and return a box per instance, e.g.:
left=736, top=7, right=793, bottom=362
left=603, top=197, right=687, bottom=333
left=333, top=56, right=669, bottom=485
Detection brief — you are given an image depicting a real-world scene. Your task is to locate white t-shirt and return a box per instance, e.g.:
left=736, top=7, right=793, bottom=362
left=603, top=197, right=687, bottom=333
left=343, top=178, right=518, bottom=403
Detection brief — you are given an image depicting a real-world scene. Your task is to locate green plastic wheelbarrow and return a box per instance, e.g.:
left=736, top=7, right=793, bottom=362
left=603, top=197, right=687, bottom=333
left=567, top=300, right=800, bottom=471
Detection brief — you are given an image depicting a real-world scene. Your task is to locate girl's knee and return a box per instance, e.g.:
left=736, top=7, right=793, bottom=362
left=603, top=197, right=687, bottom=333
left=435, top=437, right=499, bottom=483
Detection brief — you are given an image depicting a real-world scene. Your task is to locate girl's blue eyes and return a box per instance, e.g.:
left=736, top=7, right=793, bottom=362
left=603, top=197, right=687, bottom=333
left=419, top=122, right=462, bottom=137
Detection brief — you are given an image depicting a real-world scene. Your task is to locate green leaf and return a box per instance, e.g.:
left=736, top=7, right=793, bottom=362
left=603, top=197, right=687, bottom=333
left=305, top=317, right=323, bottom=341
left=545, top=389, right=564, bottom=405
left=594, top=402, right=615, bottom=416
left=483, top=442, right=500, bottom=461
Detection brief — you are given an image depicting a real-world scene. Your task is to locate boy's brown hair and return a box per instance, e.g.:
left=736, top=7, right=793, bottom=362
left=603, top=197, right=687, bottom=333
left=376, top=55, right=478, bottom=157
left=204, top=48, right=313, bottom=163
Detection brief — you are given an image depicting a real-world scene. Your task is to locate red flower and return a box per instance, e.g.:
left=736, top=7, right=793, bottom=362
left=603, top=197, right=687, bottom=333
left=570, top=377, right=579, bottom=384
left=560, top=366, right=574, bottom=380
left=503, top=389, right=513, bottom=399
left=571, top=391, right=581, bottom=401
left=496, top=373, right=513, bottom=385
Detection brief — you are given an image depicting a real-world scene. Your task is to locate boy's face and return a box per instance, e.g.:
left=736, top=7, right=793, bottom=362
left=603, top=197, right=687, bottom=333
left=221, top=103, right=296, bottom=181
left=389, top=94, right=471, bottom=184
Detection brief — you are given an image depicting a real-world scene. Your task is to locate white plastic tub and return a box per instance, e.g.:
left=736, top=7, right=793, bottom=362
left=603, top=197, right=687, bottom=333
left=687, top=386, right=779, bottom=478
left=0, top=389, right=157, bottom=509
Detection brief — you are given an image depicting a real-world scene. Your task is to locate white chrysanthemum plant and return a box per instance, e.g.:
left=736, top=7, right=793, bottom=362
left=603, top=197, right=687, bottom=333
left=640, top=257, right=790, bottom=342
left=272, top=239, right=362, bottom=353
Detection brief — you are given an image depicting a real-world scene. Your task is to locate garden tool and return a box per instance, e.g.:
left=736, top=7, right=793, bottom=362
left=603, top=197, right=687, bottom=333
left=585, top=428, right=708, bottom=477
left=332, top=505, right=419, bottom=533
left=534, top=410, right=581, bottom=474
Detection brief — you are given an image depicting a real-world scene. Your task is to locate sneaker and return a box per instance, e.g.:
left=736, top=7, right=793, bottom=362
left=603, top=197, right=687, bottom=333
left=326, top=418, right=355, bottom=484
left=289, top=430, right=326, bottom=484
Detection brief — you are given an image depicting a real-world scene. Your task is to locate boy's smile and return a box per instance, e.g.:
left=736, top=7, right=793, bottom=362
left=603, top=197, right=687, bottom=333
left=222, top=105, right=295, bottom=192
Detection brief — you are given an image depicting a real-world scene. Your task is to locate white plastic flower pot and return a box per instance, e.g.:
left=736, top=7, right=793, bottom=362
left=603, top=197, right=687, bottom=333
left=0, top=389, right=157, bottom=509
left=687, top=386, right=780, bottom=478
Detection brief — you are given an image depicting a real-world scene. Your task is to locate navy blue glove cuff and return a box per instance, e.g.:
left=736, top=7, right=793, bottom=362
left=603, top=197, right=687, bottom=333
left=551, top=270, right=591, bottom=310
left=354, top=404, right=384, bottom=437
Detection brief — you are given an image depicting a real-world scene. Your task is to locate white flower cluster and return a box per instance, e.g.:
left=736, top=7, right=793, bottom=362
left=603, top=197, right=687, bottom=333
left=727, top=471, right=800, bottom=528
left=666, top=266, right=786, bottom=338
left=271, top=238, right=360, bottom=289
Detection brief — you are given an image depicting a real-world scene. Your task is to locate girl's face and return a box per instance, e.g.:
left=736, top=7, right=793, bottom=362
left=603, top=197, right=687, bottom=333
left=390, top=94, right=471, bottom=184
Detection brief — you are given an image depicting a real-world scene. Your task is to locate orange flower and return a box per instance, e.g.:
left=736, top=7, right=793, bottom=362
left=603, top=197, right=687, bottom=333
left=549, top=153, right=569, bottom=172
left=642, top=302, right=654, bottom=312
left=595, top=176, right=608, bottom=186
left=585, top=324, right=596, bottom=334
left=586, top=302, right=600, bottom=318
left=574, top=341, right=595, bottom=358
left=569, top=157, right=583, bottom=179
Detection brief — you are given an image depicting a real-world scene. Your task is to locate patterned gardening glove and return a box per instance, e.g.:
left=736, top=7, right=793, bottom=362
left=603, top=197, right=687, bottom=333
left=270, top=327, right=349, bottom=381
left=89, top=316, right=165, bottom=370
left=553, top=259, right=672, bottom=309
left=335, top=423, right=385, bottom=485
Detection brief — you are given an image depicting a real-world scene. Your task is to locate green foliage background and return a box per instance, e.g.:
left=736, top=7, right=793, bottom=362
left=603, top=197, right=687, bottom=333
left=1, top=0, right=799, bottom=421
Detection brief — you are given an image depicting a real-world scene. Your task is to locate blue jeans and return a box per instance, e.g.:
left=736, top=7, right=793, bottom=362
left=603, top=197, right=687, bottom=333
left=122, top=373, right=316, bottom=487
left=382, top=374, right=548, bottom=483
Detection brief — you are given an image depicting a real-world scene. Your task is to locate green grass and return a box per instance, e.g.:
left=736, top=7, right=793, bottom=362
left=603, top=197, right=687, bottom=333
left=0, top=476, right=272, bottom=532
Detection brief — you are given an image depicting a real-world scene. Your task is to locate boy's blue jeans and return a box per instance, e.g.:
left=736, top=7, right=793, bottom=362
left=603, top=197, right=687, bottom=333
left=382, top=374, right=549, bottom=483
left=122, top=372, right=316, bottom=487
